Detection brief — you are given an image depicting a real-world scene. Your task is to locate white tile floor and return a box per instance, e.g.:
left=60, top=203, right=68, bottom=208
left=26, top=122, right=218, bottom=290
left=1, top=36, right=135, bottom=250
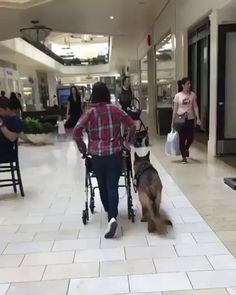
left=0, top=141, right=236, bottom=294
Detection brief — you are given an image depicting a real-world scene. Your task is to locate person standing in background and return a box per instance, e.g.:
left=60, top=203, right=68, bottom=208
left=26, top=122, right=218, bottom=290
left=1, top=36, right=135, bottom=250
left=10, top=92, right=23, bottom=119
left=16, top=93, right=25, bottom=111
left=0, top=90, right=8, bottom=101
left=172, top=77, right=201, bottom=163
left=52, top=95, right=58, bottom=108
left=65, top=86, right=82, bottom=129
left=118, top=76, right=133, bottom=112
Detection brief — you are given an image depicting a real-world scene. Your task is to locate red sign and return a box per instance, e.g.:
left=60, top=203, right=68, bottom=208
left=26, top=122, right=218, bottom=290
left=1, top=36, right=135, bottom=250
left=146, top=34, right=151, bottom=47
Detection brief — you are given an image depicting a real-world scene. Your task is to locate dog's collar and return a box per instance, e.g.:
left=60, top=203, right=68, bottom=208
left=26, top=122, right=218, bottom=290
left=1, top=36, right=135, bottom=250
left=134, top=162, right=157, bottom=190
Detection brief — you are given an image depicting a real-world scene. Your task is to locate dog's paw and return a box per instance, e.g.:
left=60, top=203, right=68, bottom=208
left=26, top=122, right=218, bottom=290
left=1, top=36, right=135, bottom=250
left=165, top=219, right=173, bottom=227
left=148, top=220, right=156, bottom=233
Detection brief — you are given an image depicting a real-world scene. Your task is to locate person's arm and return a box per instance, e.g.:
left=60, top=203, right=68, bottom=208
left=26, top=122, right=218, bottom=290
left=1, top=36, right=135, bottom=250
left=171, top=94, right=179, bottom=129
left=121, top=112, right=136, bottom=144
left=118, top=92, right=123, bottom=108
left=193, top=95, right=201, bottom=125
left=78, top=95, right=82, bottom=115
left=0, top=120, right=18, bottom=142
left=73, top=111, right=91, bottom=155
left=19, top=101, right=23, bottom=113
left=66, top=101, right=70, bottom=120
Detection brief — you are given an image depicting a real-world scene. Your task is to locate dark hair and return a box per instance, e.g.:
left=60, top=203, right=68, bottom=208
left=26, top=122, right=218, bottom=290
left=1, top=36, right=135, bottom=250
left=91, top=82, right=111, bottom=103
left=1, top=90, right=6, bottom=96
left=181, top=77, right=190, bottom=85
left=177, top=80, right=183, bottom=92
left=69, top=86, right=81, bottom=103
left=122, top=75, right=130, bottom=86
left=0, top=97, right=9, bottom=109
left=10, top=92, right=17, bottom=100
left=9, top=92, right=22, bottom=110
left=178, top=77, right=190, bottom=92
left=0, top=98, right=19, bottom=111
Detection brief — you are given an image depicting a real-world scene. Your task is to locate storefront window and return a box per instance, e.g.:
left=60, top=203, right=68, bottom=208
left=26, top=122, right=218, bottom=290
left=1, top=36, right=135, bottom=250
left=139, top=55, right=148, bottom=126
left=140, top=55, right=148, bottom=111
left=155, top=33, right=175, bottom=135
left=156, top=33, right=175, bottom=107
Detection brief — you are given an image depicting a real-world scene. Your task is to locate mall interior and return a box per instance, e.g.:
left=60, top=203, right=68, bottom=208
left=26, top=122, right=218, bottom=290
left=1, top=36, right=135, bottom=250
left=1, top=0, right=236, bottom=294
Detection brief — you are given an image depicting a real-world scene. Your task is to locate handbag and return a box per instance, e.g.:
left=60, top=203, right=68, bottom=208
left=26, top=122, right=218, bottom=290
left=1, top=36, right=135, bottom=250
left=174, top=113, right=187, bottom=131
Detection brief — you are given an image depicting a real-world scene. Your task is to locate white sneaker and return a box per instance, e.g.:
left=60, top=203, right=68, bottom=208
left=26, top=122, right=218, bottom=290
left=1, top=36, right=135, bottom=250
left=104, top=218, right=118, bottom=239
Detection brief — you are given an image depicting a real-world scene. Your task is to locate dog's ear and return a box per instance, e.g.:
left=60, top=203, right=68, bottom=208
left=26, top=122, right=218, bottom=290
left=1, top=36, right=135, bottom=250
left=134, top=152, right=139, bottom=160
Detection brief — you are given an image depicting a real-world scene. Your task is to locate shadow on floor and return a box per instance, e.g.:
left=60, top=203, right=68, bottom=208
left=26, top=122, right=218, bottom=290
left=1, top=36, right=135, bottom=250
left=220, top=156, right=236, bottom=170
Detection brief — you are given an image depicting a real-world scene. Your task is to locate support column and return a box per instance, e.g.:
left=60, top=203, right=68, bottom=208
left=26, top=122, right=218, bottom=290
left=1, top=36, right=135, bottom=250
left=147, top=42, right=156, bottom=136
left=47, top=72, right=58, bottom=106
left=175, top=0, right=188, bottom=80
left=208, top=10, right=219, bottom=156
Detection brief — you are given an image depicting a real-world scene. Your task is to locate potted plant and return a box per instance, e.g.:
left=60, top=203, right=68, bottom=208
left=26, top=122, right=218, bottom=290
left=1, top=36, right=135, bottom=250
left=22, top=117, right=56, bottom=145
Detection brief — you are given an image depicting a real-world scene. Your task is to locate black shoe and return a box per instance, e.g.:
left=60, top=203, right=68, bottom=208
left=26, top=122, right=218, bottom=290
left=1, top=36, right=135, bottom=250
left=182, top=158, right=187, bottom=164
left=104, top=218, right=118, bottom=239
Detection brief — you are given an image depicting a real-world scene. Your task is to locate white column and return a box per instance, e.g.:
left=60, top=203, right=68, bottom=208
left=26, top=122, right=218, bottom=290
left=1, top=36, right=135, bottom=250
left=208, top=10, right=219, bottom=156
left=146, top=34, right=157, bottom=137
left=47, top=72, right=58, bottom=106
left=175, top=0, right=188, bottom=80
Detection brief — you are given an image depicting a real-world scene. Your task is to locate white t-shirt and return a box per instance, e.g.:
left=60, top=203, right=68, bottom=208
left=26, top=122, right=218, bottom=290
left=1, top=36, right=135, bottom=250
left=173, top=91, right=196, bottom=120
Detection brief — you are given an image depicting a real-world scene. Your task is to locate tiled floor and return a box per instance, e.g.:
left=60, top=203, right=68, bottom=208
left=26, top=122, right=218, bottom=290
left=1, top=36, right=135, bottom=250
left=0, top=139, right=236, bottom=294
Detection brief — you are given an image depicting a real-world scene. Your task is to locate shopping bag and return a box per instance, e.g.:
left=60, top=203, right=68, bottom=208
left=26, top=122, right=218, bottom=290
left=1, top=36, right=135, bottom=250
left=165, top=132, right=173, bottom=155
left=165, top=131, right=181, bottom=156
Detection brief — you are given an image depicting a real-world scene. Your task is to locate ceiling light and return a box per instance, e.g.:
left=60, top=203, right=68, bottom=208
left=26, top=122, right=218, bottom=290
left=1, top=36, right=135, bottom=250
left=110, top=16, right=114, bottom=20
left=20, top=20, right=52, bottom=43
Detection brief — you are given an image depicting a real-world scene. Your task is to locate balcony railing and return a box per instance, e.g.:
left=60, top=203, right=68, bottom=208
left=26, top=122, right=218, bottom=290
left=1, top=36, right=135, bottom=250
left=22, top=37, right=109, bottom=66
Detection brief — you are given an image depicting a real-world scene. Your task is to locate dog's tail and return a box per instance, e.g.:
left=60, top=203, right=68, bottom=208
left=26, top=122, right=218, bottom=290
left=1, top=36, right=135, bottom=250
left=149, top=195, right=173, bottom=235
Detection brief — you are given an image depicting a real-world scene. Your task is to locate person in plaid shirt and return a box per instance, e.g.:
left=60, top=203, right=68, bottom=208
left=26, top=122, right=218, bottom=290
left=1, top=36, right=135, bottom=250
left=74, top=82, right=136, bottom=239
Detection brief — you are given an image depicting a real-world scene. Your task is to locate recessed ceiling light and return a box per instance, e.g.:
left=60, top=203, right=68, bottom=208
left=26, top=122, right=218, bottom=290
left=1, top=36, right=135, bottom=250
left=110, top=16, right=114, bottom=20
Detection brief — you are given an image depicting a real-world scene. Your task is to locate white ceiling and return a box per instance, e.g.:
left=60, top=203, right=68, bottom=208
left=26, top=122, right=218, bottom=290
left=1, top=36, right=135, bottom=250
left=0, top=0, right=169, bottom=40
left=0, top=0, right=169, bottom=73
left=0, top=0, right=52, bottom=9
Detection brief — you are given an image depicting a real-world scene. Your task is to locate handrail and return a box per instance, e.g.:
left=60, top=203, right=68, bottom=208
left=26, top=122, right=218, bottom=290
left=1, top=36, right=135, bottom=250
left=22, top=38, right=109, bottom=66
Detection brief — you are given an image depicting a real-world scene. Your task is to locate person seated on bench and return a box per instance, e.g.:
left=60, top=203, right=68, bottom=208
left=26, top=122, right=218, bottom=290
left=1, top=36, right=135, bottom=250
left=0, top=98, right=23, bottom=160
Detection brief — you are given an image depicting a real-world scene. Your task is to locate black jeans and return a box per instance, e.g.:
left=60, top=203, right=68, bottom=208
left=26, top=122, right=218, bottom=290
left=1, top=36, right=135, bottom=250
left=178, top=119, right=195, bottom=158
left=92, top=152, right=122, bottom=221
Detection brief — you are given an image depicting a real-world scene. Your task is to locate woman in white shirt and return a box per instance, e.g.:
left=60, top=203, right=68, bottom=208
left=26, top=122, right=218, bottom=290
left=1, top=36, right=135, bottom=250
left=172, top=77, right=201, bottom=163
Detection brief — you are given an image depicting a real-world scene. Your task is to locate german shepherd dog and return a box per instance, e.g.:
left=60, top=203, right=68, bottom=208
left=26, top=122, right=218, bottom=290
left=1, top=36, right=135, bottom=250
left=134, top=152, right=172, bottom=234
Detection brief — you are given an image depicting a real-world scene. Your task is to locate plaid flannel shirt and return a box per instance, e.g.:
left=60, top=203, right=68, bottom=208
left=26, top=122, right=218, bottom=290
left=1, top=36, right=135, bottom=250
left=73, top=102, right=136, bottom=157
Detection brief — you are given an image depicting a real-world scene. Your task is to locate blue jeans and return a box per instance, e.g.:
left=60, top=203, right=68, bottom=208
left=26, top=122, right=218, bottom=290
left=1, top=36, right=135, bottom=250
left=92, top=152, right=122, bottom=221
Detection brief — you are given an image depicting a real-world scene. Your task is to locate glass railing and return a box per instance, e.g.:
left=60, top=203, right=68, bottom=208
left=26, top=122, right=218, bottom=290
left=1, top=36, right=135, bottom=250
left=22, top=37, right=109, bottom=66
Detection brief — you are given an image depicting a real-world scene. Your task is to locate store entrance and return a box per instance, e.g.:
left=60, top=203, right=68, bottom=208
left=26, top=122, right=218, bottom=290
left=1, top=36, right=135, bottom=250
left=217, top=24, right=236, bottom=155
left=188, top=19, right=210, bottom=145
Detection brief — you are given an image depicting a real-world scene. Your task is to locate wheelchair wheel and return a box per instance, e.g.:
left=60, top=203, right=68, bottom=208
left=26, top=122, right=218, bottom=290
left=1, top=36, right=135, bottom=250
left=82, top=210, right=87, bottom=225
left=130, top=208, right=135, bottom=223
left=90, top=197, right=95, bottom=214
left=145, top=137, right=149, bottom=147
